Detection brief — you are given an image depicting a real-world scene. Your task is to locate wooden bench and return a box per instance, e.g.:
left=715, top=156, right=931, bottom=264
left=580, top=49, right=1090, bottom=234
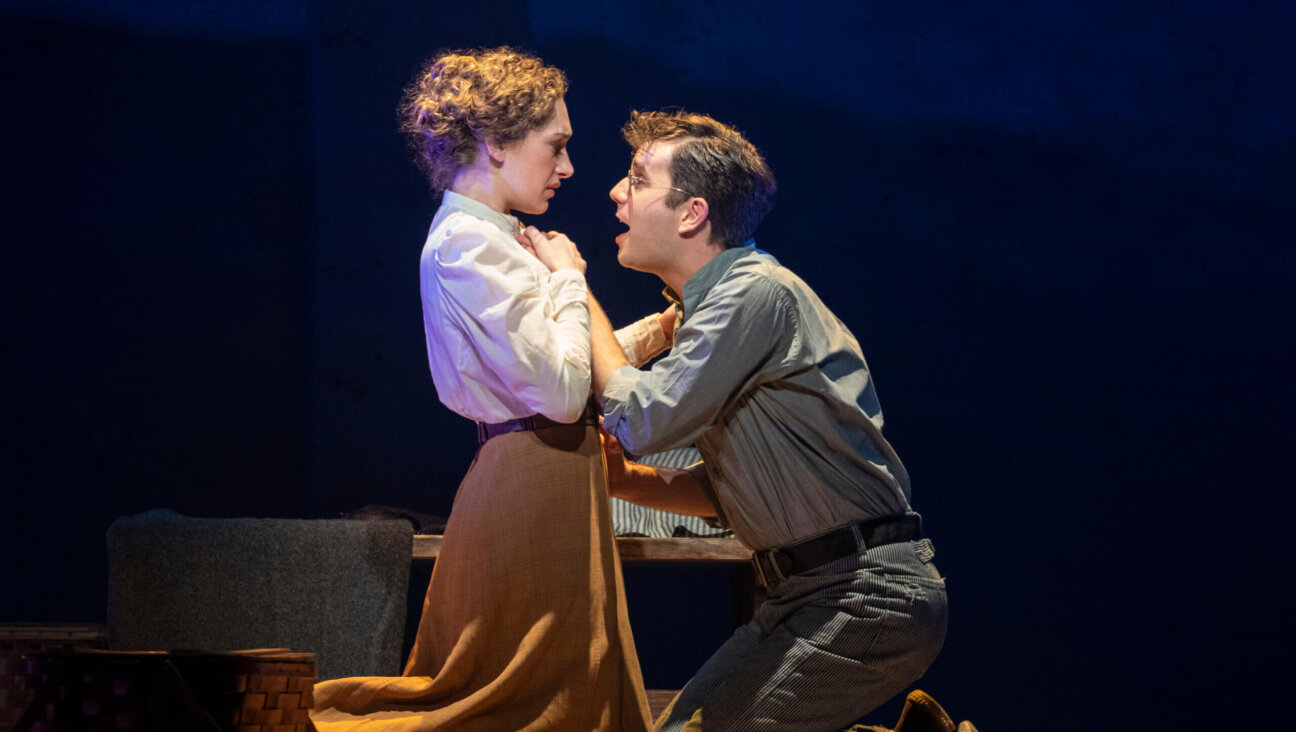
left=412, top=534, right=762, bottom=619
left=412, top=534, right=751, bottom=563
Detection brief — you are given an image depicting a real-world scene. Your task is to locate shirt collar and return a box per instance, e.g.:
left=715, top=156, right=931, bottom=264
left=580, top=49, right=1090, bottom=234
left=677, top=241, right=758, bottom=323
left=437, top=189, right=523, bottom=237
left=660, top=286, right=683, bottom=310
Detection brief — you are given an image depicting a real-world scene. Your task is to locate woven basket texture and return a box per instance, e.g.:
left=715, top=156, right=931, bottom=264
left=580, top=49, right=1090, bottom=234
left=12, top=649, right=315, bottom=732
left=0, top=625, right=107, bottom=732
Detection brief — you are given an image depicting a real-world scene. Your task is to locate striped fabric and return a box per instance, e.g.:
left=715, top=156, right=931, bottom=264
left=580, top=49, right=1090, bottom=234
left=609, top=446, right=732, bottom=538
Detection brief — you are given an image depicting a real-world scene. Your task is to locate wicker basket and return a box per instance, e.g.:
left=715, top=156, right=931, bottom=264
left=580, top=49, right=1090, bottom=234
left=0, top=624, right=107, bottom=732
left=12, top=648, right=316, bottom=732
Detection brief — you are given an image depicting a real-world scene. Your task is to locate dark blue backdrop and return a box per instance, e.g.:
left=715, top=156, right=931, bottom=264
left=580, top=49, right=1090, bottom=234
left=3, top=1, right=1293, bottom=729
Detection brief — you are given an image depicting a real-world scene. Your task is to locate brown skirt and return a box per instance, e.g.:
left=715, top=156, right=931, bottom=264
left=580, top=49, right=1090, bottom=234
left=312, top=424, right=653, bottom=732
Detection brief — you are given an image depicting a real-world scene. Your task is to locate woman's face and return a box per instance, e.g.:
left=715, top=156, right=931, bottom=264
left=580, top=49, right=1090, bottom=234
left=496, top=98, right=574, bottom=215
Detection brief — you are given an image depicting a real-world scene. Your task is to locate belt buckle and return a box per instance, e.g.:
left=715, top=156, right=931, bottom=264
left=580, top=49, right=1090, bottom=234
left=750, top=549, right=788, bottom=587
left=750, top=554, right=768, bottom=587
left=848, top=520, right=865, bottom=548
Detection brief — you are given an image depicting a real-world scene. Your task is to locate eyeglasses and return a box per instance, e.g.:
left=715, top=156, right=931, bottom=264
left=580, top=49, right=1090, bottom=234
left=626, top=171, right=690, bottom=197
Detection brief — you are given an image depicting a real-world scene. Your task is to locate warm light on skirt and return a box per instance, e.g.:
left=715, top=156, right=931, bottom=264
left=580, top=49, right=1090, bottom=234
left=312, top=424, right=652, bottom=732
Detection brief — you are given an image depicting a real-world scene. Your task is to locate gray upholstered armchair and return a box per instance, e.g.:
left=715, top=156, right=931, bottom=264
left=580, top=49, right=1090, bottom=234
left=107, top=510, right=413, bottom=681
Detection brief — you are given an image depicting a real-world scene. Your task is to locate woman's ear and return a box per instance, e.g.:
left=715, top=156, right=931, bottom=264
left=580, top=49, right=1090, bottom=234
left=677, top=197, right=710, bottom=237
left=484, top=138, right=508, bottom=166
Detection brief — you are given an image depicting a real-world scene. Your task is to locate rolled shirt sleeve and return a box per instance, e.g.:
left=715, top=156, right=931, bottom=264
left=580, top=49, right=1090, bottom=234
left=602, top=271, right=795, bottom=456
left=613, top=311, right=671, bottom=367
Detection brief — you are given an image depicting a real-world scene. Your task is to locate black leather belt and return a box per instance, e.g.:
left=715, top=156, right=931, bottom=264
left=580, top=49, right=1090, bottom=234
left=475, top=406, right=598, bottom=445
left=750, top=513, right=923, bottom=587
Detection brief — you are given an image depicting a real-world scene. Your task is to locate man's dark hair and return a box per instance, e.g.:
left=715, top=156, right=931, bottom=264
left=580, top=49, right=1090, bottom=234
left=622, top=110, right=776, bottom=248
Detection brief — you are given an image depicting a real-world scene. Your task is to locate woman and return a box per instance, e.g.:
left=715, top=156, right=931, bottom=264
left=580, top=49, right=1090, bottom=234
left=312, top=48, right=665, bottom=731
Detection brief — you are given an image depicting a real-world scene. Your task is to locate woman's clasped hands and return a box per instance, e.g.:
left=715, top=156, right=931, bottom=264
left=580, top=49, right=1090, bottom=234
left=517, top=225, right=586, bottom=274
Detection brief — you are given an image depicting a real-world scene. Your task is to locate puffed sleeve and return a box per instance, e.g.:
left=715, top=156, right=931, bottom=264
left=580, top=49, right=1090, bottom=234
left=431, top=217, right=591, bottom=422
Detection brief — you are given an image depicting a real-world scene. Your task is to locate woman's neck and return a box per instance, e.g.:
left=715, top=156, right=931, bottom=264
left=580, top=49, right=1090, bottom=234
left=449, top=163, right=507, bottom=214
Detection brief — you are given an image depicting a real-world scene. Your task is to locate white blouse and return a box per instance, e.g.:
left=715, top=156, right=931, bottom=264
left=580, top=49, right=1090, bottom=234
left=421, top=191, right=667, bottom=425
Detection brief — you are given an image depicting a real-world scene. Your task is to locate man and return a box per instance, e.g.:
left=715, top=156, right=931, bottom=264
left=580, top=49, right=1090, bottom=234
left=587, top=110, right=948, bottom=731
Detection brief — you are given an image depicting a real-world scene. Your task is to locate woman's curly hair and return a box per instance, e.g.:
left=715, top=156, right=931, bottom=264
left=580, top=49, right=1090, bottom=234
left=400, top=47, right=568, bottom=193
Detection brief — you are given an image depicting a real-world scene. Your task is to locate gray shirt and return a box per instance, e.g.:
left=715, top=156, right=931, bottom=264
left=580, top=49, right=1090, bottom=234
left=601, top=245, right=912, bottom=551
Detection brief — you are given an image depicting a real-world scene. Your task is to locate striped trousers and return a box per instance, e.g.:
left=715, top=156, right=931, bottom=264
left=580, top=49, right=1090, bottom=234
left=657, top=539, right=948, bottom=732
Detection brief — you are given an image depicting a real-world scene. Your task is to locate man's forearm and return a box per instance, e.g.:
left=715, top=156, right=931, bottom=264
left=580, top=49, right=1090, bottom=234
left=612, top=462, right=717, bottom=518
left=589, top=293, right=630, bottom=395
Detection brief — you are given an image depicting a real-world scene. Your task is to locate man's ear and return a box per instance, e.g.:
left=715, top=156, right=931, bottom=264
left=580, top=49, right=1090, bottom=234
left=678, top=197, right=710, bottom=237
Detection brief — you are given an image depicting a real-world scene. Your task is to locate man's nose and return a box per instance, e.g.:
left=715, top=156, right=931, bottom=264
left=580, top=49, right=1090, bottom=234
left=610, top=177, right=628, bottom=203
